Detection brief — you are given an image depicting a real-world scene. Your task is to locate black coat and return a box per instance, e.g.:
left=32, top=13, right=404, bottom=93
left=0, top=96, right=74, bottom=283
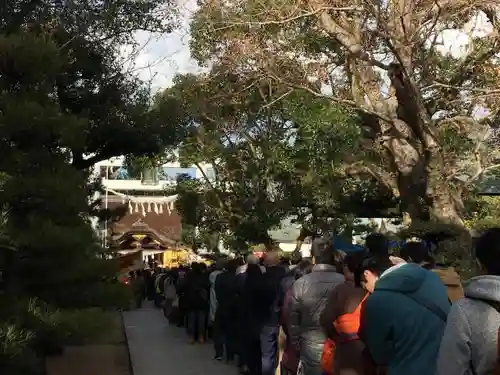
left=215, top=270, right=238, bottom=321
left=238, top=265, right=264, bottom=339
left=260, top=265, right=287, bottom=326
left=184, top=271, right=210, bottom=311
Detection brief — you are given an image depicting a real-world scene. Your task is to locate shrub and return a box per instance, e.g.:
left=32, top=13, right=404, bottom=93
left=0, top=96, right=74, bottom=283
left=52, top=308, right=121, bottom=345
left=0, top=323, right=43, bottom=375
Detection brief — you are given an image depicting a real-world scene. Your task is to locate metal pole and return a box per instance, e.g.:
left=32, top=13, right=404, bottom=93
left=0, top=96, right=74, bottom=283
left=104, top=188, right=108, bottom=248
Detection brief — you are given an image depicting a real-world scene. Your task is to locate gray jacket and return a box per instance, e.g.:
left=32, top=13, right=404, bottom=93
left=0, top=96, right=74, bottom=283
left=436, top=275, right=500, bottom=375
left=289, top=264, right=345, bottom=369
left=209, top=270, right=222, bottom=322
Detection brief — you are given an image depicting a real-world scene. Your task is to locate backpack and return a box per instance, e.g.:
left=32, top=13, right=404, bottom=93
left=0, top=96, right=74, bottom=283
left=164, top=277, right=177, bottom=299
left=157, top=274, right=168, bottom=294
left=430, top=266, right=464, bottom=302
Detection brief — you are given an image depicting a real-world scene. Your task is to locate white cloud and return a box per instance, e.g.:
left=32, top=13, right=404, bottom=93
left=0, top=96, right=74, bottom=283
left=435, top=11, right=493, bottom=58
left=121, top=0, right=204, bottom=93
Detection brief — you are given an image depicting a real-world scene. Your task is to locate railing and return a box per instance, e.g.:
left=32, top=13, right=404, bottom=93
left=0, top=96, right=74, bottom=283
left=98, top=166, right=214, bottom=182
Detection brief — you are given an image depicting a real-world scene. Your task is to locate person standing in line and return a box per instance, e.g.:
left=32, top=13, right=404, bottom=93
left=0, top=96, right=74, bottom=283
left=176, top=265, right=188, bottom=328
left=184, top=262, right=210, bottom=344
left=183, top=263, right=210, bottom=344
left=436, top=228, right=500, bottom=375
left=163, top=269, right=177, bottom=320
left=260, top=251, right=287, bottom=375
left=399, top=241, right=464, bottom=302
left=214, top=259, right=239, bottom=362
left=288, top=237, right=345, bottom=375
left=143, top=268, right=155, bottom=301
left=320, top=253, right=367, bottom=375
left=359, top=256, right=449, bottom=375
left=236, top=254, right=264, bottom=372
left=281, top=260, right=313, bottom=375
left=364, top=233, right=390, bottom=261
left=131, top=270, right=145, bottom=309
left=208, top=261, right=224, bottom=338
left=239, top=263, right=265, bottom=375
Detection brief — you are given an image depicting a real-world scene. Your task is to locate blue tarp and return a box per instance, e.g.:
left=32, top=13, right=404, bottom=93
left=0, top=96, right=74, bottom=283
left=332, top=237, right=364, bottom=253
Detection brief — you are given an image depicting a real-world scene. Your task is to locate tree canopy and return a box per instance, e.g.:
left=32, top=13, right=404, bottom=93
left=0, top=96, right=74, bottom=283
left=157, top=68, right=400, bottom=251
left=189, top=0, right=500, bottom=232
left=0, top=0, right=180, bottom=298
left=0, top=1, right=180, bottom=373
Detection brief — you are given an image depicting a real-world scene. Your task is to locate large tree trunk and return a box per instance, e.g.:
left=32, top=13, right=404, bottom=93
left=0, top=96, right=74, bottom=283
left=397, top=166, right=473, bottom=262
left=394, top=150, right=466, bottom=226
left=309, top=4, right=473, bottom=266
left=428, top=186, right=465, bottom=227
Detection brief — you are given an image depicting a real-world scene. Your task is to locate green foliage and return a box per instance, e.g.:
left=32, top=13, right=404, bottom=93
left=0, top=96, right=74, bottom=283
left=157, top=69, right=399, bottom=253
left=0, top=1, right=181, bottom=373
left=160, top=71, right=297, bottom=250
left=465, top=196, right=500, bottom=231
left=0, top=324, right=41, bottom=375
left=189, top=0, right=500, bottom=230
left=0, top=297, right=125, bottom=374
left=51, top=308, right=123, bottom=345
left=394, top=220, right=475, bottom=277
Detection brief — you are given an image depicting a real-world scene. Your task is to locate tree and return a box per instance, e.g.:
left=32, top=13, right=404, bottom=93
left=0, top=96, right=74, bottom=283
left=159, top=71, right=296, bottom=250
left=0, top=34, right=103, bottom=306
left=464, top=177, right=500, bottom=231
left=0, top=3, right=182, bottom=372
left=2, top=0, right=181, bottom=171
left=275, top=90, right=400, bottom=236
left=158, top=70, right=399, bottom=252
left=0, top=0, right=182, bottom=296
left=190, top=0, right=500, bottom=233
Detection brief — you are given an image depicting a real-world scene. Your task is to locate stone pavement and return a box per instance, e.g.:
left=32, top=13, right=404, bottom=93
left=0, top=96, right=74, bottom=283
left=123, top=302, right=236, bottom=375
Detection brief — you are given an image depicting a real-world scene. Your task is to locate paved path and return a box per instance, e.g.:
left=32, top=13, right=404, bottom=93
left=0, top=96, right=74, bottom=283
left=123, top=302, right=236, bottom=375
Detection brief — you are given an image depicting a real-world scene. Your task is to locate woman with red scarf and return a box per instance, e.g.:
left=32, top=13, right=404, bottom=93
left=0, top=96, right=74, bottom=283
left=320, top=253, right=368, bottom=375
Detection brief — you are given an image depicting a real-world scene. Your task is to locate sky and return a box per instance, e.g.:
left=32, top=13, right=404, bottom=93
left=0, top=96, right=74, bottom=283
left=121, top=0, right=202, bottom=93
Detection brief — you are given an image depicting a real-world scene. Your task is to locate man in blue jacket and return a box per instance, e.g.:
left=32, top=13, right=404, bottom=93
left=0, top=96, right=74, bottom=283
left=359, top=257, right=450, bottom=375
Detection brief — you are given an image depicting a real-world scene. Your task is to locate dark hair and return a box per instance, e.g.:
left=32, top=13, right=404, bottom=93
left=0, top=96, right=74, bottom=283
left=226, top=259, right=239, bottom=273
left=191, top=262, right=202, bottom=274
left=365, top=233, right=389, bottom=256
left=476, top=228, right=500, bottom=275
left=312, top=237, right=336, bottom=265
left=400, top=242, right=434, bottom=267
left=246, top=263, right=262, bottom=284
left=343, top=253, right=364, bottom=287
left=292, top=260, right=313, bottom=280
left=166, top=270, right=176, bottom=280
left=361, top=256, right=392, bottom=277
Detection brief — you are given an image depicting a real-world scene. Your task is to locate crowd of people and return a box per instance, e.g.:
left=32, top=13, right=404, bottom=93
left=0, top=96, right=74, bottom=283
left=127, top=228, right=500, bottom=375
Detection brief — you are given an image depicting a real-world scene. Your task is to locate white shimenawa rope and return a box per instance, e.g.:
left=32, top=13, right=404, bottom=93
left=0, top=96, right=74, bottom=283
left=104, top=188, right=178, bottom=217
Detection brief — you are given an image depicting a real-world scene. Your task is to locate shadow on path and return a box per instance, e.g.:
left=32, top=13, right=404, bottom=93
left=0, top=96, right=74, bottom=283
left=123, top=302, right=236, bottom=375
